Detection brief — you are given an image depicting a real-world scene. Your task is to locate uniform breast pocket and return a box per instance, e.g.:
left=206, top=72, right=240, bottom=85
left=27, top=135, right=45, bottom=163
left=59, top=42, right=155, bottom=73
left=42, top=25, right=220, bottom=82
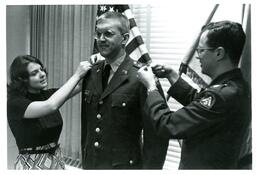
left=83, top=90, right=92, bottom=104
left=111, top=94, right=137, bottom=124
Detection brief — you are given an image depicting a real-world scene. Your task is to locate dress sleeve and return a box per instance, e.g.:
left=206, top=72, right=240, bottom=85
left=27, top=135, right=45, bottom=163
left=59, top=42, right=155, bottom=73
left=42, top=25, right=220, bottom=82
left=7, top=95, right=32, bottom=120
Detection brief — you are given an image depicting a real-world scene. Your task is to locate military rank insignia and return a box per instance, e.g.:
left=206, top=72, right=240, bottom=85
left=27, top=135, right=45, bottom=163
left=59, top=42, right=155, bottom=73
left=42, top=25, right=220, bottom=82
left=133, top=61, right=145, bottom=69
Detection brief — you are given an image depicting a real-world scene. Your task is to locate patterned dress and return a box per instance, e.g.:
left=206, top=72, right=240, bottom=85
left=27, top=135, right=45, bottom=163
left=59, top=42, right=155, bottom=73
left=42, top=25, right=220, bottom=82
left=14, top=146, right=65, bottom=170
left=7, top=89, right=65, bottom=170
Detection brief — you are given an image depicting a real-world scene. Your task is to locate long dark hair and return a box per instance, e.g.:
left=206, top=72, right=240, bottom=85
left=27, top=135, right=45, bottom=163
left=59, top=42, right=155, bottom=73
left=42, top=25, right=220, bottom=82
left=8, top=55, right=46, bottom=97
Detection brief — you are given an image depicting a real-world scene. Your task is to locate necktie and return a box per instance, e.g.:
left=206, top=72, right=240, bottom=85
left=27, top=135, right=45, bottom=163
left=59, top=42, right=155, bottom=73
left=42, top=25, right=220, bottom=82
left=102, top=64, right=111, bottom=90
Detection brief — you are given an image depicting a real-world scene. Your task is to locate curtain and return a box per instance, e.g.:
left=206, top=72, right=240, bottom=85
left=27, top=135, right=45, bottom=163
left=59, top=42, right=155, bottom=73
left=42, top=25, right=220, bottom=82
left=30, top=5, right=97, bottom=164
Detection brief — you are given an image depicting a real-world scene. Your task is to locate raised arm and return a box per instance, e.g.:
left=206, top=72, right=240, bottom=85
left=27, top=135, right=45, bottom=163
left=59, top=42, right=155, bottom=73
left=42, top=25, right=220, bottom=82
left=24, top=61, right=91, bottom=118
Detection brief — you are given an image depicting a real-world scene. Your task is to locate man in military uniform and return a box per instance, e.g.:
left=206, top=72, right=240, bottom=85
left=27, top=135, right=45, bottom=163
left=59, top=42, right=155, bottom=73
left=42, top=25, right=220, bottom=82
left=137, top=21, right=251, bottom=169
left=81, top=12, right=168, bottom=169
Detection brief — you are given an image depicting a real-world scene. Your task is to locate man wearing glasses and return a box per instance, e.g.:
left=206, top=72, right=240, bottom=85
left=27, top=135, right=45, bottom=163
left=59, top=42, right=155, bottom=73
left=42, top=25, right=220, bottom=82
left=80, top=11, right=168, bottom=169
left=137, top=21, right=251, bottom=169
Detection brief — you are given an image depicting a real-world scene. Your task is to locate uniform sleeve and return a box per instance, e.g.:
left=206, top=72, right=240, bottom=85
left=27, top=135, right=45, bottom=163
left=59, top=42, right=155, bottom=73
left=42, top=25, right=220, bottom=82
left=167, top=77, right=198, bottom=106
left=144, top=88, right=227, bottom=139
left=7, top=95, right=32, bottom=120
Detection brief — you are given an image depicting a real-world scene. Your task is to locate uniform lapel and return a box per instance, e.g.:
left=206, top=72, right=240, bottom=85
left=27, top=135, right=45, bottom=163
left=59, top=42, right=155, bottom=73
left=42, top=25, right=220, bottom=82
left=91, top=61, right=105, bottom=93
left=100, top=56, right=133, bottom=100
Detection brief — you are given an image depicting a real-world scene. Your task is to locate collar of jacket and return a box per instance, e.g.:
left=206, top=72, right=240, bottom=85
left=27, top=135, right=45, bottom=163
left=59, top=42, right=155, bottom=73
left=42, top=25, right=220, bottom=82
left=209, top=68, right=243, bottom=86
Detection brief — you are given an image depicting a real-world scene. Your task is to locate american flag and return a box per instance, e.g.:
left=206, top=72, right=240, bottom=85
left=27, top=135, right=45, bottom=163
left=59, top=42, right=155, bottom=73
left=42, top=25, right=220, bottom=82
left=92, top=5, right=151, bottom=64
left=178, top=4, right=219, bottom=88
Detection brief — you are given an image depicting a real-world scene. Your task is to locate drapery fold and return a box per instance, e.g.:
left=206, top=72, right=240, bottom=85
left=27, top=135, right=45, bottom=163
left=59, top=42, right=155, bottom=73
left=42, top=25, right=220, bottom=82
left=30, top=5, right=97, bottom=163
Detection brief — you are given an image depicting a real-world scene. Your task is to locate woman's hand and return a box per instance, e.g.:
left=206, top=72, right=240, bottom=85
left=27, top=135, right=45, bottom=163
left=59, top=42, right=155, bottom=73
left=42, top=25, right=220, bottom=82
left=75, top=61, right=92, bottom=79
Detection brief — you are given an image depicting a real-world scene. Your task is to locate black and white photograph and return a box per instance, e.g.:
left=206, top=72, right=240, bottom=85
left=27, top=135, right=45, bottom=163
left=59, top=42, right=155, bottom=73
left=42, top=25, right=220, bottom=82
left=1, top=0, right=255, bottom=174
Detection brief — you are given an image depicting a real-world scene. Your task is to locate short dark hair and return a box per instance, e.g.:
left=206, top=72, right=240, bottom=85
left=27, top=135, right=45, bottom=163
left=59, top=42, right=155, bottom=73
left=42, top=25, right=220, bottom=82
left=97, top=11, right=130, bottom=34
left=8, top=55, right=46, bottom=96
left=202, top=20, right=246, bottom=65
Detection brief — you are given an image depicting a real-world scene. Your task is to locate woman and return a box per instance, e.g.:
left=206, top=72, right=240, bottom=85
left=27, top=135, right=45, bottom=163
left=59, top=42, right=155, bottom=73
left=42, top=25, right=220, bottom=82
left=7, top=55, right=91, bottom=169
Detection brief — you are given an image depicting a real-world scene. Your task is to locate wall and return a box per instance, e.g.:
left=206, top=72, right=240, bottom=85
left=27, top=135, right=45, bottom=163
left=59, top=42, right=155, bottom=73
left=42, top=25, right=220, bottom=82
left=6, top=5, right=30, bottom=169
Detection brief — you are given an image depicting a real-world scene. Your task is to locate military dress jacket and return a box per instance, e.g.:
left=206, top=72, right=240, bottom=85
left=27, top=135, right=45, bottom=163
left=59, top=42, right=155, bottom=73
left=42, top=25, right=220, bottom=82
left=144, top=68, right=250, bottom=169
left=81, top=56, right=168, bottom=169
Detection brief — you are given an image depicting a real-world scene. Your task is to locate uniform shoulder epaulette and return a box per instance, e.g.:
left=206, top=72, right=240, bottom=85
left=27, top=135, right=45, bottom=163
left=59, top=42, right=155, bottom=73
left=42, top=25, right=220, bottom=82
left=132, top=60, right=146, bottom=69
left=207, top=84, right=228, bottom=92
left=91, top=59, right=104, bottom=67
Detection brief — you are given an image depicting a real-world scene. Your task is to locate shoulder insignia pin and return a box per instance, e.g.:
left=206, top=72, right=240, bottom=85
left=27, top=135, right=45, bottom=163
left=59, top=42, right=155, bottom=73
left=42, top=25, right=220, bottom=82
left=133, top=61, right=144, bottom=69
left=212, top=84, right=221, bottom=88
left=122, top=70, right=128, bottom=74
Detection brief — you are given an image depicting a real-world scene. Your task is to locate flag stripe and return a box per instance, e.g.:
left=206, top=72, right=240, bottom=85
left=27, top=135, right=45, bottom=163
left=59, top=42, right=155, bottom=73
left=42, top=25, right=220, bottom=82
left=129, top=18, right=137, bottom=29
left=126, top=36, right=145, bottom=54
left=120, top=5, right=130, bottom=11
left=122, top=8, right=138, bottom=31
left=129, top=44, right=149, bottom=60
left=138, top=53, right=151, bottom=64
left=123, top=8, right=134, bottom=19
left=128, top=27, right=142, bottom=41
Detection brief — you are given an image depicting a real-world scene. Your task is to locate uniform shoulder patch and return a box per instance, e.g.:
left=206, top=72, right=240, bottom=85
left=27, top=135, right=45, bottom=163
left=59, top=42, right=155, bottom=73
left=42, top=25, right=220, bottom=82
left=199, top=95, right=215, bottom=109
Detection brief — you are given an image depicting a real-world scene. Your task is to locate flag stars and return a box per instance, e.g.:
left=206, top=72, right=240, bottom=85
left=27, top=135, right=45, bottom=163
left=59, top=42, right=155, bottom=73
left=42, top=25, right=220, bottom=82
left=109, top=7, right=115, bottom=12
left=100, top=5, right=107, bottom=12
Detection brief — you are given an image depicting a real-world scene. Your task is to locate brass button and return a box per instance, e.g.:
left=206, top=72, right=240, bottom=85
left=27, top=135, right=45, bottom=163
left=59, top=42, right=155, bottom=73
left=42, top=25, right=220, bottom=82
left=129, top=160, right=134, bottom=165
left=94, top=142, right=99, bottom=147
left=122, top=102, right=126, bottom=107
left=99, top=101, right=103, bottom=105
left=96, top=114, right=101, bottom=119
left=95, top=128, right=100, bottom=133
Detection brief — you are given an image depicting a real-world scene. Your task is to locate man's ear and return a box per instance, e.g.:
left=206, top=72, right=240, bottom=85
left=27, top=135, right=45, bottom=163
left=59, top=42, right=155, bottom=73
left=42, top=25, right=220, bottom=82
left=122, top=33, right=130, bottom=45
left=216, top=46, right=225, bottom=61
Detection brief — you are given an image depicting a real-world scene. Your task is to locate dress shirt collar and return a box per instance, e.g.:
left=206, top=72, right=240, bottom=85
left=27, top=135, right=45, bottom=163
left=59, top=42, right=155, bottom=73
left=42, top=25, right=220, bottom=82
left=104, top=54, right=126, bottom=73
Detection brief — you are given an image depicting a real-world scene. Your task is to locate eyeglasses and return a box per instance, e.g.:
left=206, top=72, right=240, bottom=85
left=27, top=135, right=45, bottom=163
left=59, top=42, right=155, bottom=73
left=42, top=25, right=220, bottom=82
left=94, top=31, right=123, bottom=40
left=196, top=47, right=216, bottom=55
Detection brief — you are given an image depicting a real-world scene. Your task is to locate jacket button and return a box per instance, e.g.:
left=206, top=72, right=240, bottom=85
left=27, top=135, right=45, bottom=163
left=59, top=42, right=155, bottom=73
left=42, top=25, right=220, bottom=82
left=96, top=114, right=101, bottom=119
left=94, top=142, right=99, bottom=147
left=122, top=102, right=126, bottom=107
left=99, top=101, right=103, bottom=105
left=129, top=160, right=133, bottom=165
left=95, top=128, right=100, bottom=133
